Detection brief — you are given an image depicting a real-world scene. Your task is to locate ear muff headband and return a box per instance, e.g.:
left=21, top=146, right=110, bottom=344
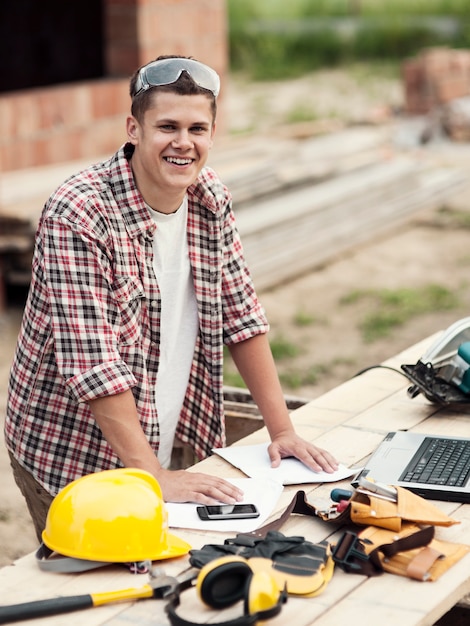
left=166, top=556, right=287, bottom=626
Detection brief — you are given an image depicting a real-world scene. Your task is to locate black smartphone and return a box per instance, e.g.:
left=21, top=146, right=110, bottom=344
left=196, top=503, right=260, bottom=521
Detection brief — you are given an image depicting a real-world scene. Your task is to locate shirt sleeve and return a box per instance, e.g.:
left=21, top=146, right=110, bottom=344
left=220, top=203, right=270, bottom=345
left=41, top=213, right=138, bottom=402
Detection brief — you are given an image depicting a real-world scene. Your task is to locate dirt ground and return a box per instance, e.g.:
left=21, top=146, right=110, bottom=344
left=1, top=69, right=470, bottom=626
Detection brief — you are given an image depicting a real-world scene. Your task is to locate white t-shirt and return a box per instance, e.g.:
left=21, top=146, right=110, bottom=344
left=148, top=197, right=199, bottom=468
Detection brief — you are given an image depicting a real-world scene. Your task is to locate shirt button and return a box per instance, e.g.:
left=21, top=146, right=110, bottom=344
left=150, top=300, right=158, bottom=307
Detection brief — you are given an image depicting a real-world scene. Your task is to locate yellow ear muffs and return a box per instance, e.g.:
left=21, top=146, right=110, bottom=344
left=245, top=571, right=281, bottom=614
left=167, top=556, right=287, bottom=626
left=197, top=555, right=286, bottom=616
left=197, top=556, right=253, bottom=609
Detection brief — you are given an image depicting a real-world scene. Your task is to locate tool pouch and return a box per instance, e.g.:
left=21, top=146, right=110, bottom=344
left=333, top=524, right=469, bottom=581
left=360, top=523, right=470, bottom=581
left=319, top=486, right=458, bottom=531
left=349, top=486, right=458, bottom=531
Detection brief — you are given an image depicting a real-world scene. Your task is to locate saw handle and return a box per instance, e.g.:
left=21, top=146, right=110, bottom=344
left=0, top=594, right=93, bottom=623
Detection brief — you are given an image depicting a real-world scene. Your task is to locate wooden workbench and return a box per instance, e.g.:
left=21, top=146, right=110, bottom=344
left=0, top=335, right=469, bottom=626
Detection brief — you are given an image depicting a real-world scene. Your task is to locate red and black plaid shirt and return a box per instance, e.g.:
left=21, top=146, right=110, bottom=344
left=5, top=144, right=268, bottom=495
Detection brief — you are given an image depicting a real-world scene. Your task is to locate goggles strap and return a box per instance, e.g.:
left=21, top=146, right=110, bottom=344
left=35, top=543, right=150, bottom=574
left=35, top=543, right=108, bottom=573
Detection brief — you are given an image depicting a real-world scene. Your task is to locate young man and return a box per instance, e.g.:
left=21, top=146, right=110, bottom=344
left=5, top=56, right=338, bottom=540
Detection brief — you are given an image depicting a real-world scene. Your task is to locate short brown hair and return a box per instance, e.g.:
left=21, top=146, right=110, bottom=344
left=129, top=55, right=217, bottom=122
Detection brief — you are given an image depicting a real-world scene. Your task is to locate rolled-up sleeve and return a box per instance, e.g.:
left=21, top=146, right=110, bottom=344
left=42, top=215, right=138, bottom=401
left=220, top=204, right=269, bottom=345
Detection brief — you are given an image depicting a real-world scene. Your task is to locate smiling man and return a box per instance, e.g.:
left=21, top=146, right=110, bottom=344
left=5, top=55, right=338, bottom=541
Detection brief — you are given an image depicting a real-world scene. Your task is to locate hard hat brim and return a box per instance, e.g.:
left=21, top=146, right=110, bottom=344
left=42, top=529, right=191, bottom=563
left=156, top=532, right=192, bottom=560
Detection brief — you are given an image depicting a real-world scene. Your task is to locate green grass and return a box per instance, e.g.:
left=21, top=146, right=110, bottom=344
left=436, top=206, right=470, bottom=229
left=228, top=0, right=470, bottom=79
left=284, top=104, right=321, bottom=125
left=269, top=335, right=301, bottom=359
left=223, top=370, right=246, bottom=388
left=229, top=0, right=470, bottom=20
left=340, top=284, right=460, bottom=342
left=223, top=282, right=461, bottom=391
left=223, top=334, right=300, bottom=387
left=280, top=363, right=331, bottom=389
left=293, top=310, right=319, bottom=326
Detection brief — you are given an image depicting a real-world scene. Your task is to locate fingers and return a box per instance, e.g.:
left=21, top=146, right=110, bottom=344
left=269, top=447, right=281, bottom=468
left=303, top=447, right=339, bottom=473
left=157, top=469, right=244, bottom=504
left=268, top=438, right=339, bottom=473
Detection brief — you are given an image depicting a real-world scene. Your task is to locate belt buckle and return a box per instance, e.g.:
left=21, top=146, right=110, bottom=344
left=332, top=531, right=370, bottom=572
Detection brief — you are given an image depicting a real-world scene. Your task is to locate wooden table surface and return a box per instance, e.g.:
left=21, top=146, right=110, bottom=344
left=0, top=335, right=469, bottom=626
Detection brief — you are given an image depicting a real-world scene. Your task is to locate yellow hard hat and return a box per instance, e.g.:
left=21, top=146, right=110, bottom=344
left=42, top=468, right=191, bottom=563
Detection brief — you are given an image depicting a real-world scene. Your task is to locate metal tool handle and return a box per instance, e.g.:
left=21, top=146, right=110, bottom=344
left=0, top=594, right=93, bottom=623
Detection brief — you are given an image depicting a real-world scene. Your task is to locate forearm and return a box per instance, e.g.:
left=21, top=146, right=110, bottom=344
left=228, top=333, right=295, bottom=439
left=88, top=389, right=163, bottom=476
left=229, top=334, right=338, bottom=473
left=88, top=388, right=244, bottom=504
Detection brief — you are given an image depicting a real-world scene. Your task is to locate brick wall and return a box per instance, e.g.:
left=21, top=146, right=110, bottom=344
left=0, top=80, right=130, bottom=172
left=403, top=47, right=470, bottom=114
left=0, top=0, right=228, bottom=173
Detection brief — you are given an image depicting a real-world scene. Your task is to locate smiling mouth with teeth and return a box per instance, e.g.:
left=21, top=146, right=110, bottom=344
left=164, top=157, right=193, bottom=165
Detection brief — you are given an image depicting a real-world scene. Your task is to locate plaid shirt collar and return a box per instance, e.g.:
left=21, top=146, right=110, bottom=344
left=111, top=143, right=220, bottom=241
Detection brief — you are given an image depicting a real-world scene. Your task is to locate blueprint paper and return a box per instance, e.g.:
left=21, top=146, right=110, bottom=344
left=213, top=442, right=357, bottom=485
left=166, top=477, right=284, bottom=532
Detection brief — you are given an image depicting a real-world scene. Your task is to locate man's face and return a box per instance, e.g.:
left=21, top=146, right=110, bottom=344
left=127, top=91, right=216, bottom=207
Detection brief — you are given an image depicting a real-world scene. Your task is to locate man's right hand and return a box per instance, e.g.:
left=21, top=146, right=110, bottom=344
left=155, top=468, right=244, bottom=504
left=89, top=391, right=243, bottom=504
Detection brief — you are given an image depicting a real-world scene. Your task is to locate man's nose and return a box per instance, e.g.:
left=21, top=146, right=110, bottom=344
left=172, top=130, right=193, bottom=148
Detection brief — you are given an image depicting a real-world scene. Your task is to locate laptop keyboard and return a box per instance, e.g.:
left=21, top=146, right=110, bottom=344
left=400, top=437, right=470, bottom=487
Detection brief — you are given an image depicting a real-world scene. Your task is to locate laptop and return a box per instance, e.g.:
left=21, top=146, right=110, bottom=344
left=352, top=431, right=470, bottom=503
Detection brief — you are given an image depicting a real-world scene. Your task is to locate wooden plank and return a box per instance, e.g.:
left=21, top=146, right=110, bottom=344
left=0, top=235, right=32, bottom=254
left=310, top=555, right=470, bottom=626
left=0, top=333, right=468, bottom=626
left=345, top=394, right=439, bottom=433
left=238, top=160, right=466, bottom=291
left=1, top=129, right=465, bottom=298
left=219, top=126, right=392, bottom=207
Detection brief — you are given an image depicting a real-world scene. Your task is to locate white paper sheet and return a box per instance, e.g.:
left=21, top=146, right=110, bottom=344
left=213, top=442, right=357, bottom=485
left=166, top=477, right=283, bottom=532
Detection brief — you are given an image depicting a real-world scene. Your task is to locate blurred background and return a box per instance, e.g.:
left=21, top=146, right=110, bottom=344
left=3, top=0, right=470, bottom=391
left=1, top=0, right=470, bottom=170
left=2, top=4, right=470, bottom=592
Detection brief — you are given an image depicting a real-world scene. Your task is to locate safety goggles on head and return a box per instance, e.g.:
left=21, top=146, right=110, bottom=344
left=133, top=58, right=220, bottom=98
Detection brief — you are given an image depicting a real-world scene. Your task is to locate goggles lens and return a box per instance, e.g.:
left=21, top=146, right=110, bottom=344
left=133, top=58, right=220, bottom=98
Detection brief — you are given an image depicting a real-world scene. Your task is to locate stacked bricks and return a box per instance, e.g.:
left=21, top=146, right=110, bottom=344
left=0, top=80, right=130, bottom=172
left=402, top=47, right=470, bottom=114
left=0, top=0, right=228, bottom=173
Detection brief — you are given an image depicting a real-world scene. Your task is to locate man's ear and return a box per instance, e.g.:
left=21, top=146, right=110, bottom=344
left=209, top=121, right=217, bottom=149
left=126, top=116, right=139, bottom=144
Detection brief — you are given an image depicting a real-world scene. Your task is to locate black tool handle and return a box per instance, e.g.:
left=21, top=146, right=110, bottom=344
left=0, top=594, right=93, bottom=623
